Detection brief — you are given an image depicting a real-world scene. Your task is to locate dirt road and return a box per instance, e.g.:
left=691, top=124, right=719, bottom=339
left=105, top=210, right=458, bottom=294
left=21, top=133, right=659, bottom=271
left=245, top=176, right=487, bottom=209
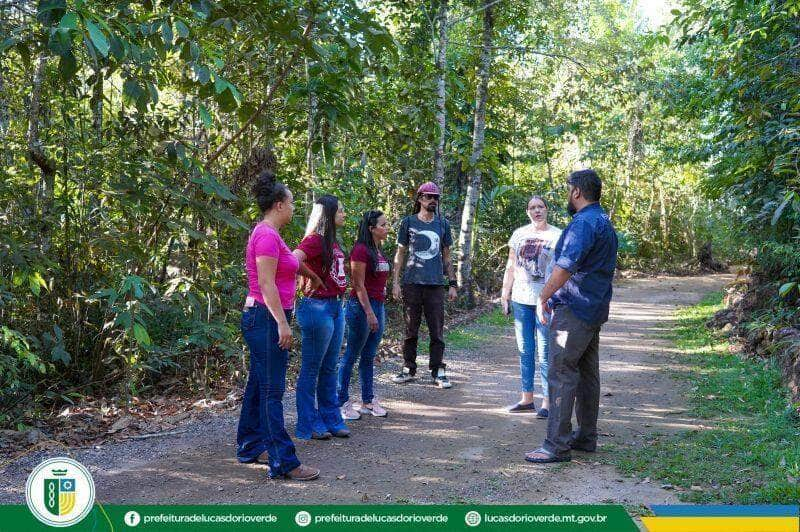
left=0, top=274, right=731, bottom=506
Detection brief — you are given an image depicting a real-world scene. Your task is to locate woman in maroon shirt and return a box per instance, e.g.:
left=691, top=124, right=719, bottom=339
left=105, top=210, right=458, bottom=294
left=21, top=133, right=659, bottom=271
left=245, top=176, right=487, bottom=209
left=293, top=195, right=350, bottom=440
left=337, top=210, right=391, bottom=419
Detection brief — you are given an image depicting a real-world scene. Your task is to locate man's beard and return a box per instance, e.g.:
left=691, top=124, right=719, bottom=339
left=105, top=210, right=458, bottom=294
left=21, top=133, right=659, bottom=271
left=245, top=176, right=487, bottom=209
left=567, top=198, right=577, bottom=216
left=425, top=202, right=437, bottom=213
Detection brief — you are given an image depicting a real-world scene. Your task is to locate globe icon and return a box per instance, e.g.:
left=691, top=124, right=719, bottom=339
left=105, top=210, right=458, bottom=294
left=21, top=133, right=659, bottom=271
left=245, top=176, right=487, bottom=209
left=465, top=510, right=482, bottom=527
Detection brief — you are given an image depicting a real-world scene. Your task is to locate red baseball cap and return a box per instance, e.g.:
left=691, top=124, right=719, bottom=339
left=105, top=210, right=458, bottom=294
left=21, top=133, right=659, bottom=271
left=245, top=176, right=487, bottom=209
left=417, top=181, right=441, bottom=196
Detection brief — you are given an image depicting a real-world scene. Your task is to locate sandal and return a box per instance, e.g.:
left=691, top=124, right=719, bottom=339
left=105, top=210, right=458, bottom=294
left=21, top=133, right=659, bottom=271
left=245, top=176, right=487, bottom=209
left=524, top=447, right=571, bottom=463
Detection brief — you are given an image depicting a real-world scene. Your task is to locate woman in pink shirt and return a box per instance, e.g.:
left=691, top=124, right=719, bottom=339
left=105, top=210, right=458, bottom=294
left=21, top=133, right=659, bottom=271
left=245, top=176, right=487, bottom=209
left=236, top=171, right=319, bottom=481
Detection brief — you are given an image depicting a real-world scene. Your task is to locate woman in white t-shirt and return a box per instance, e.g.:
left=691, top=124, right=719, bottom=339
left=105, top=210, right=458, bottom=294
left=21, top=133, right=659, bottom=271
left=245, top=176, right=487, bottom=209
left=500, top=195, right=562, bottom=417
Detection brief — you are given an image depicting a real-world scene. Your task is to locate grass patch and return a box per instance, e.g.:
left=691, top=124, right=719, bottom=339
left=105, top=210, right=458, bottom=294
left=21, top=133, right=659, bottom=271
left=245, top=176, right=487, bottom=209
left=416, top=306, right=510, bottom=354
left=445, top=328, right=487, bottom=349
left=616, top=291, right=800, bottom=503
left=476, top=307, right=514, bottom=327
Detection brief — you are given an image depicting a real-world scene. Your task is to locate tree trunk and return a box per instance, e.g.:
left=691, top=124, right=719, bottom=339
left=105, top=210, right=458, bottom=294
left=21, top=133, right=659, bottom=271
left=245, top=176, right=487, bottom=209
left=688, top=198, right=698, bottom=259
left=432, top=0, right=448, bottom=188
left=456, top=1, right=494, bottom=305
left=305, top=54, right=318, bottom=213
left=0, top=63, right=10, bottom=166
left=28, top=54, right=57, bottom=254
left=658, top=183, right=668, bottom=252
left=642, top=178, right=655, bottom=236
left=611, top=96, right=643, bottom=221
left=90, top=75, right=103, bottom=140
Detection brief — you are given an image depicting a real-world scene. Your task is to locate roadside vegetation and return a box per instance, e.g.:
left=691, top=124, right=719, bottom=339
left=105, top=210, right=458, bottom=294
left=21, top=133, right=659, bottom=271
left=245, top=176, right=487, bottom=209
left=617, top=292, right=800, bottom=504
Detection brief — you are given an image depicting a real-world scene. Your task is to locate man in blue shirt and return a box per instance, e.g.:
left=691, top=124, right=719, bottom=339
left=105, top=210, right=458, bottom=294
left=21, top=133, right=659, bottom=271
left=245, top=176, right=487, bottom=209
left=525, top=169, right=618, bottom=463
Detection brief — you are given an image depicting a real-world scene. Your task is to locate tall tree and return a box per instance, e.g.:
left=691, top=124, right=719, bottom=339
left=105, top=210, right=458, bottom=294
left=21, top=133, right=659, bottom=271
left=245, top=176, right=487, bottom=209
left=456, top=0, right=494, bottom=303
left=432, top=0, right=449, bottom=188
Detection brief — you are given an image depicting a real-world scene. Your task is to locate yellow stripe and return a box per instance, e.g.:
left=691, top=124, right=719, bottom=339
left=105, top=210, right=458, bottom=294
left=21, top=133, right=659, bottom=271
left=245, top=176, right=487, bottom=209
left=59, top=492, right=76, bottom=515
left=641, top=516, right=799, bottom=532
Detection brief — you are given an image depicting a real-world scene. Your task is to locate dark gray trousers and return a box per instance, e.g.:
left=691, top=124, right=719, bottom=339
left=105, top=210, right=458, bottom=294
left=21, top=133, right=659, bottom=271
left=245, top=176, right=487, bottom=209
left=543, top=305, right=601, bottom=457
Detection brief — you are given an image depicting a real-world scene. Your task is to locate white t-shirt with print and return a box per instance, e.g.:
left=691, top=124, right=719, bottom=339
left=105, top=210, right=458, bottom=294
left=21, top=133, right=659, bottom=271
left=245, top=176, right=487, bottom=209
left=508, top=224, right=562, bottom=306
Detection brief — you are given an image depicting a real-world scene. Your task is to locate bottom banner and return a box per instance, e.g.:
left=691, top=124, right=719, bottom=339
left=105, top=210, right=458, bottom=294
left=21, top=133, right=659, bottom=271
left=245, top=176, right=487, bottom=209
left=0, top=504, right=637, bottom=531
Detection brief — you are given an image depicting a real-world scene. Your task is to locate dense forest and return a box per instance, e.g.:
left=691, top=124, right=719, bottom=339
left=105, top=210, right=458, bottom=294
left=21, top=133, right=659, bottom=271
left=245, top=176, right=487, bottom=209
left=1, top=0, right=798, bottom=428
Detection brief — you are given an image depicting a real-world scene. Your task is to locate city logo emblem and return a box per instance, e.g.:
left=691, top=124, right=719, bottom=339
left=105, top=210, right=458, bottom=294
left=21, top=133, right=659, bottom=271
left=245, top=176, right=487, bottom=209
left=44, top=470, right=75, bottom=516
left=26, top=457, right=95, bottom=527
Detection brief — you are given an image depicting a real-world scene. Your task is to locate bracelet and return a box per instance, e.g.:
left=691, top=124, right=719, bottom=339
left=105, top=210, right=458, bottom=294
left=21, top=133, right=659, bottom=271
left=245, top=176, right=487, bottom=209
left=448, top=279, right=457, bottom=288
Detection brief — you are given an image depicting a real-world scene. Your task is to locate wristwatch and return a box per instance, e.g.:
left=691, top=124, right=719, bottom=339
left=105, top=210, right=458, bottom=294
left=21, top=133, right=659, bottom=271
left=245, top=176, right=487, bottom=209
left=448, top=279, right=457, bottom=288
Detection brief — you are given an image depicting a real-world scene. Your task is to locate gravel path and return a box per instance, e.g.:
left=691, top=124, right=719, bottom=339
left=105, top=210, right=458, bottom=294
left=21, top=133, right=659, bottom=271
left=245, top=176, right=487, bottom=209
left=0, top=274, right=731, bottom=506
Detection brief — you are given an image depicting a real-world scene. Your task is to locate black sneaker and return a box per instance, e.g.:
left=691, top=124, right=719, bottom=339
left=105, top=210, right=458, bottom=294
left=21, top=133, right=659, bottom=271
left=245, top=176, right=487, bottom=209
left=433, top=368, right=452, bottom=389
left=391, top=367, right=416, bottom=384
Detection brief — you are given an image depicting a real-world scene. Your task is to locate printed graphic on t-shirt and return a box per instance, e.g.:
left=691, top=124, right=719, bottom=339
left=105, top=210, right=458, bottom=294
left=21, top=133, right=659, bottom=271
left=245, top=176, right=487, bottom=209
left=399, top=215, right=452, bottom=286
left=409, top=228, right=441, bottom=262
left=331, top=248, right=347, bottom=288
left=375, top=259, right=390, bottom=272
left=516, top=238, right=553, bottom=284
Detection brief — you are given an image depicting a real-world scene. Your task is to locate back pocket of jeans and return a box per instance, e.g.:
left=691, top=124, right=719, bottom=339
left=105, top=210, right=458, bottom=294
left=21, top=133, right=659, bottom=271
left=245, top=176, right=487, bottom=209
left=241, top=308, right=257, bottom=331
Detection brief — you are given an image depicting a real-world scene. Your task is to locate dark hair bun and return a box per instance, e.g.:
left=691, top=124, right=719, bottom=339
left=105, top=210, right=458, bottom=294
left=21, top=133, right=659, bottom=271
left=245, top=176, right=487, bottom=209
left=253, top=170, right=288, bottom=213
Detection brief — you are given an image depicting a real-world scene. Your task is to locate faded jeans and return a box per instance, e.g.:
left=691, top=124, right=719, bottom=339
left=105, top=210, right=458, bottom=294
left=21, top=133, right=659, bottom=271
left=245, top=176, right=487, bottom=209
left=511, top=301, right=550, bottom=397
left=295, top=297, right=348, bottom=439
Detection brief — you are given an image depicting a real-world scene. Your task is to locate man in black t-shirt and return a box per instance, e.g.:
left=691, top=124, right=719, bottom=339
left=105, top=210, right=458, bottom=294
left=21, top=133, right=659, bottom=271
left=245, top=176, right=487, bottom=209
left=391, top=182, right=458, bottom=388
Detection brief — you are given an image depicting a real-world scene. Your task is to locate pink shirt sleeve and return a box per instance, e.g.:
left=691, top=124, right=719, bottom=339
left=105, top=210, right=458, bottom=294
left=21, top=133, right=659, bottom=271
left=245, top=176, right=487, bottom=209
left=252, top=227, right=280, bottom=259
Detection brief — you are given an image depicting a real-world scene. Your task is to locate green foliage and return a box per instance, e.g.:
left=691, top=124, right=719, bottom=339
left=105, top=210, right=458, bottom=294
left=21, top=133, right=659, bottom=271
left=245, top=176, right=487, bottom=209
left=617, top=292, right=800, bottom=504
left=0, top=0, right=397, bottom=425
left=757, top=242, right=800, bottom=282
left=668, top=0, right=800, bottom=276
left=0, top=0, right=777, bottom=427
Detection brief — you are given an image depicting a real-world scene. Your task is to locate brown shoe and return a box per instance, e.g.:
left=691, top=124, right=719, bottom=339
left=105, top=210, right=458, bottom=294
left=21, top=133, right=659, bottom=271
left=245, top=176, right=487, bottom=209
left=285, top=465, right=320, bottom=481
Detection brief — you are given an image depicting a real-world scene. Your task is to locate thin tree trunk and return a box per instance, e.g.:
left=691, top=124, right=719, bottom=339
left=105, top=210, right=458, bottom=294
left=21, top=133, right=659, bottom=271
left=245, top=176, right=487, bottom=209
left=305, top=54, right=318, bottom=213
left=688, top=199, right=698, bottom=258
left=28, top=54, right=57, bottom=254
left=642, top=179, right=655, bottom=236
left=305, top=64, right=318, bottom=183
left=611, top=96, right=643, bottom=221
left=658, top=183, right=668, bottom=252
left=456, top=1, right=494, bottom=305
left=90, top=75, right=103, bottom=140
left=432, top=0, right=449, bottom=188
left=0, top=62, right=10, bottom=166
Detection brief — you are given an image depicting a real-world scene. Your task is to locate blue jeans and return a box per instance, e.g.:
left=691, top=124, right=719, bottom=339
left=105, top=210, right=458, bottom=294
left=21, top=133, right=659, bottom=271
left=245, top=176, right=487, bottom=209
left=236, top=304, right=301, bottom=477
left=295, top=297, right=348, bottom=439
left=338, top=297, right=385, bottom=405
left=512, top=301, right=550, bottom=397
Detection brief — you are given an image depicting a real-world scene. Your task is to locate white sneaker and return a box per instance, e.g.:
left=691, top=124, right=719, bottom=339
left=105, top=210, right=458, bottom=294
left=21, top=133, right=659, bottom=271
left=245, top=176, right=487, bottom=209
left=360, top=398, right=388, bottom=417
left=391, top=367, right=416, bottom=384
left=340, top=401, right=361, bottom=420
left=434, top=368, right=452, bottom=389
